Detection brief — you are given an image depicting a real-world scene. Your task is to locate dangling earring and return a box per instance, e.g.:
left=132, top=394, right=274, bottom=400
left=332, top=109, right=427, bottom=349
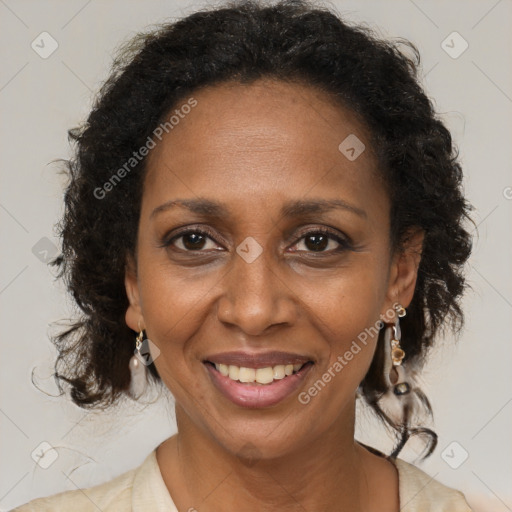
left=379, top=304, right=438, bottom=458
left=384, top=303, right=411, bottom=396
left=129, top=321, right=148, bottom=399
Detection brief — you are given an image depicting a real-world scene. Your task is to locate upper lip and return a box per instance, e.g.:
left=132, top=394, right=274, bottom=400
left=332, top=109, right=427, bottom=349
left=203, top=351, right=313, bottom=369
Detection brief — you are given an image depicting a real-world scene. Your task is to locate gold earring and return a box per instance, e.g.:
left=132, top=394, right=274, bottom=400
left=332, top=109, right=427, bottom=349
left=135, top=319, right=146, bottom=352
left=390, top=305, right=405, bottom=366
left=388, top=303, right=410, bottom=395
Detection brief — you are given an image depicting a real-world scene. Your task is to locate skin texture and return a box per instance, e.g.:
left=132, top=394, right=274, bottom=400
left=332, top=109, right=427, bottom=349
left=125, top=78, right=424, bottom=511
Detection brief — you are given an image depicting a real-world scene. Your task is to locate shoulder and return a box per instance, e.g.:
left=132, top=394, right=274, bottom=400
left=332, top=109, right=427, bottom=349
left=11, top=457, right=139, bottom=512
left=394, top=458, right=473, bottom=512
left=11, top=449, right=176, bottom=512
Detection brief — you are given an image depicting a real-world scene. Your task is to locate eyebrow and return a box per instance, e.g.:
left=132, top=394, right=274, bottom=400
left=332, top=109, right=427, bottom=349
left=150, top=197, right=367, bottom=220
left=281, top=198, right=367, bottom=220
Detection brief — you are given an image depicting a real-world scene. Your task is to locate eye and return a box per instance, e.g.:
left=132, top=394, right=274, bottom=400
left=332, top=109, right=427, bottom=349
left=289, top=228, right=351, bottom=254
left=160, top=228, right=223, bottom=252
left=159, top=226, right=352, bottom=254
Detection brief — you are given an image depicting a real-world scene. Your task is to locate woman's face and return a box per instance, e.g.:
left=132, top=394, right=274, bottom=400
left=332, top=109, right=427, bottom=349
left=125, top=78, right=422, bottom=460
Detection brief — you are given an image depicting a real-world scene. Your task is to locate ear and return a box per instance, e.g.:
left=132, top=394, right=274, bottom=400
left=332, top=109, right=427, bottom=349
left=125, top=253, right=144, bottom=332
left=383, top=226, right=425, bottom=313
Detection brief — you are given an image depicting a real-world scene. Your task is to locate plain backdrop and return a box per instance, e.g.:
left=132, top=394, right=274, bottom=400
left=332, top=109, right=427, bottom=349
left=1, top=1, right=511, bottom=511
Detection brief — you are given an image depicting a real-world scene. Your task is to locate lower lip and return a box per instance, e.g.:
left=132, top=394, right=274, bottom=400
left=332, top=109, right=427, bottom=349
left=204, top=362, right=314, bottom=408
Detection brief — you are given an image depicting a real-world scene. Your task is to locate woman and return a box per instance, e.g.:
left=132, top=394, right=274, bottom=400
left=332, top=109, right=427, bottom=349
left=14, top=0, right=475, bottom=510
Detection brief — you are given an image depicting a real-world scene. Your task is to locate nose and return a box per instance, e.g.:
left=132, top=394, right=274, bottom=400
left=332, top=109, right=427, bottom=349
left=216, top=246, right=299, bottom=336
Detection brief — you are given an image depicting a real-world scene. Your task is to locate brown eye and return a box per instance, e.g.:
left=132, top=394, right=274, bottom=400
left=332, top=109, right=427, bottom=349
left=303, top=233, right=330, bottom=252
left=181, top=232, right=207, bottom=250
left=161, top=228, right=223, bottom=252
left=290, top=228, right=350, bottom=254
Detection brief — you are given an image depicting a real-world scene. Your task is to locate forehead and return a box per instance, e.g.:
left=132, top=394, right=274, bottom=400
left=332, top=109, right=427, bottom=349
left=142, top=78, right=387, bottom=222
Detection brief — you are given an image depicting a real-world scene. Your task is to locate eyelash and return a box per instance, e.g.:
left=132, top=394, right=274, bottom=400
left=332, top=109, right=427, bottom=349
left=159, top=226, right=352, bottom=254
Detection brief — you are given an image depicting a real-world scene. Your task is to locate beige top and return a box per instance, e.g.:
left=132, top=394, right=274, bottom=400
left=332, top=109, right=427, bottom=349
left=13, top=449, right=472, bottom=511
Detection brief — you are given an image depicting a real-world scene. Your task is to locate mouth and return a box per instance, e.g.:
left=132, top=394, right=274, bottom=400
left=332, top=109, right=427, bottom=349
left=203, top=360, right=313, bottom=384
left=203, top=359, right=314, bottom=408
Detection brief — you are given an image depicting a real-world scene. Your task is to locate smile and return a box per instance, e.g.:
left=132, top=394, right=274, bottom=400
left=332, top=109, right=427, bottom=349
left=208, top=362, right=307, bottom=384
left=203, top=360, right=314, bottom=408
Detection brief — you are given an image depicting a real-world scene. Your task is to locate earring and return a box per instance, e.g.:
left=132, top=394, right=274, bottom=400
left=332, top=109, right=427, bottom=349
left=129, top=321, right=148, bottom=399
left=385, top=303, right=411, bottom=396
left=381, top=304, right=438, bottom=459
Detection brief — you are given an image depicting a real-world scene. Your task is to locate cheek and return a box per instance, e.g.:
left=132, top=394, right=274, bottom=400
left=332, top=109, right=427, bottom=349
left=300, top=255, right=386, bottom=342
left=297, top=256, right=386, bottom=387
left=296, top=297, right=382, bottom=420
left=136, top=260, right=221, bottom=380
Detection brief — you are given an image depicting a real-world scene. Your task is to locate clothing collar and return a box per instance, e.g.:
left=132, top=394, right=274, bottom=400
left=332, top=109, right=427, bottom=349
left=132, top=448, right=178, bottom=512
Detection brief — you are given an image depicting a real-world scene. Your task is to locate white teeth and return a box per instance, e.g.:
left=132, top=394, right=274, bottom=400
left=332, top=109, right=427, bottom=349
left=273, top=365, right=285, bottom=380
left=255, top=367, right=274, bottom=384
left=238, top=367, right=256, bottom=382
left=228, top=365, right=239, bottom=380
left=213, top=362, right=307, bottom=384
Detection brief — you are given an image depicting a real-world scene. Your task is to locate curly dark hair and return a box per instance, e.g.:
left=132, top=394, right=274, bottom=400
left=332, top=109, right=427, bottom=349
left=48, top=0, right=475, bottom=459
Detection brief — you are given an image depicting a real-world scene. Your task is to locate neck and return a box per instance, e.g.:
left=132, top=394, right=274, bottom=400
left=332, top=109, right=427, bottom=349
left=157, top=400, right=383, bottom=512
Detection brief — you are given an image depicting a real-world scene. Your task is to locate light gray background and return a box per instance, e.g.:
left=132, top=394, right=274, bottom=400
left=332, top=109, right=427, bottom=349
left=1, top=1, right=511, bottom=510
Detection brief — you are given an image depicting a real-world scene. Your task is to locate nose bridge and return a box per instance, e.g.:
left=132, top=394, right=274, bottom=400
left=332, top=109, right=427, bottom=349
left=217, top=242, right=295, bottom=334
left=235, top=245, right=274, bottom=296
